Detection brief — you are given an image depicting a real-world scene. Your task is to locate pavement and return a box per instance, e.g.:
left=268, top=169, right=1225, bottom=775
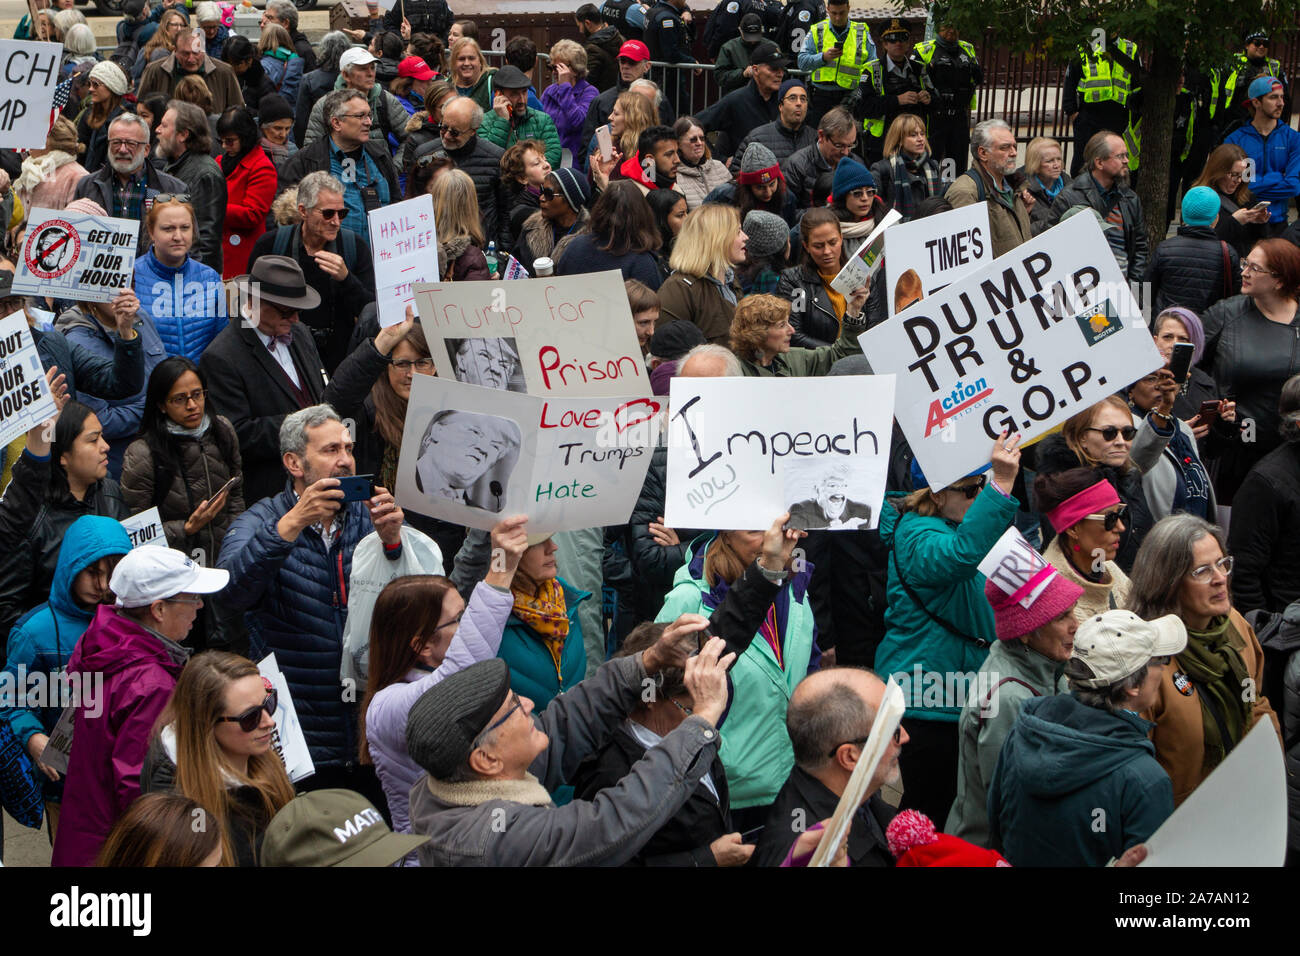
left=3, top=808, right=53, bottom=867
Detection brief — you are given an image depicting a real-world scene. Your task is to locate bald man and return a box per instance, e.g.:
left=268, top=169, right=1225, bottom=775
left=753, top=667, right=905, bottom=866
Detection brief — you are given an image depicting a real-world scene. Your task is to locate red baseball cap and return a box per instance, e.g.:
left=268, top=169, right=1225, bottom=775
left=399, top=56, right=438, bottom=81
left=618, top=40, right=650, bottom=62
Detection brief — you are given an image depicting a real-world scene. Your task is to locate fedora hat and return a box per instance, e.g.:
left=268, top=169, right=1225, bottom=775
left=237, top=255, right=321, bottom=311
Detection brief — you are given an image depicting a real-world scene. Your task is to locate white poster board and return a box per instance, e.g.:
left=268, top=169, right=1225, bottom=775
left=413, top=270, right=650, bottom=398
left=882, top=202, right=992, bottom=313
left=0, top=40, right=62, bottom=150
left=120, top=507, right=167, bottom=549
left=394, top=375, right=656, bottom=533
left=368, top=194, right=438, bottom=328
left=664, top=376, right=895, bottom=532
left=830, top=209, right=901, bottom=296
left=258, top=653, right=315, bottom=784
left=0, top=310, right=56, bottom=447
left=859, top=213, right=1162, bottom=491
left=14, top=207, right=138, bottom=304
left=978, top=526, right=1055, bottom=609
left=1138, top=719, right=1286, bottom=866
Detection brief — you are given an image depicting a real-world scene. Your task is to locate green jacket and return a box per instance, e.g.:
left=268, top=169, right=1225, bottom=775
left=714, top=37, right=756, bottom=96
left=875, top=484, right=1018, bottom=722
left=946, top=638, right=1067, bottom=846
left=478, top=108, right=562, bottom=168
left=655, top=534, right=817, bottom=809
left=739, top=310, right=866, bottom=377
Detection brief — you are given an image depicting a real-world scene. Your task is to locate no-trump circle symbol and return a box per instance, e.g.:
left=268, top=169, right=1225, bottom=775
left=24, top=220, right=81, bottom=280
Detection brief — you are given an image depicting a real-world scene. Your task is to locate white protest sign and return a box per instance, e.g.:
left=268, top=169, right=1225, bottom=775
left=859, top=212, right=1163, bottom=491
left=120, top=507, right=167, bottom=549
left=0, top=310, right=56, bottom=447
left=414, top=270, right=650, bottom=398
left=258, top=653, right=315, bottom=784
left=368, top=193, right=438, bottom=328
left=14, top=207, right=138, bottom=304
left=883, top=202, right=992, bottom=313
left=830, top=208, right=901, bottom=296
left=0, top=40, right=62, bottom=150
left=1138, top=719, right=1285, bottom=866
left=978, top=526, right=1055, bottom=609
left=38, top=702, right=75, bottom=775
left=664, top=376, right=895, bottom=532
left=395, top=374, right=656, bottom=533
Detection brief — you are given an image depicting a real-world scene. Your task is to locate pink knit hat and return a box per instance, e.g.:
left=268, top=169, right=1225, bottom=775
left=984, top=572, right=1083, bottom=641
left=64, top=198, right=108, bottom=218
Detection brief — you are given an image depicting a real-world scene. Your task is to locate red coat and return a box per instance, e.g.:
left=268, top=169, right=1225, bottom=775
left=221, top=146, right=277, bottom=279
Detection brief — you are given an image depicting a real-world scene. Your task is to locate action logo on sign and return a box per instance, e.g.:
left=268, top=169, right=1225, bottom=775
left=24, top=219, right=80, bottom=280
left=1075, top=298, right=1121, bottom=347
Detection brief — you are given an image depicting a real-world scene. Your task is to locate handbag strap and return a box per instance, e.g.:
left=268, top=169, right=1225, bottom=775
left=889, top=537, right=991, bottom=650
left=1220, top=241, right=1232, bottom=299
left=978, top=676, right=1040, bottom=727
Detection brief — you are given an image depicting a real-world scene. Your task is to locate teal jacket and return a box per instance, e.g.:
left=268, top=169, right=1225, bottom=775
left=656, top=534, right=817, bottom=809
left=478, top=107, right=563, bottom=168
left=876, top=483, right=1018, bottom=722
left=496, top=576, right=590, bottom=711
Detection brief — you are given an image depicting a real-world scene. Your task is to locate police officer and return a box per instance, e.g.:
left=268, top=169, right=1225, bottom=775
left=796, top=0, right=875, bottom=128
left=1062, top=32, right=1142, bottom=177
left=602, top=0, right=652, bottom=42
left=776, top=0, right=825, bottom=63
left=1207, top=30, right=1292, bottom=143
left=856, top=19, right=929, bottom=164
left=645, top=0, right=698, bottom=117
left=911, top=11, right=981, bottom=174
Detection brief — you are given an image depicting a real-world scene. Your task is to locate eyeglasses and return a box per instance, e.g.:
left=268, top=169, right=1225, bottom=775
left=472, top=692, right=524, bottom=751
left=216, top=690, right=279, bottom=733
left=1082, top=504, right=1130, bottom=531
left=829, top=138, right=856, bottom=151
left=827, top=725, right=901, bottom=757
left=153, top=193, right=191, bottom=205
left=392, top=357, right=436, bottom=373
left=1188, top=555, right=1234, bottom=581
left=1086, top=424, right=1137, bottom=442
left=683, top=134, right=705, bottom=143
left=316, top=207, right=344, bottom=220
left=339, top=111, right=373, bottom=122
left=432, top=610, right=464, bottom=631
left=1241, top=260, right=1277, bottom=276
left=539, top=186, right=559, bottom=201
left=948, top=474, right=986, bottom=499
left=108, top=138, right=149, bottom=150
left=847, top=187, right=876, bottom=200
left=166, top=388, right=207, bottom=407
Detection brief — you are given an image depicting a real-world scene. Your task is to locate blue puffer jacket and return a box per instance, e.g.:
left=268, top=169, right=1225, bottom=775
left=133, top=251, right=227, bottom=363
left=217, top=490, right=380, bottom=769
left=496, top=577, right=590, bottom=712
left=1, top=516, right=133, bottom=798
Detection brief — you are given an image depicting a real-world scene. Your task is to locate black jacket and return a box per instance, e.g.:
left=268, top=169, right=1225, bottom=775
left=695, top=81, right=779, bottom=162
left=1047, top=172, right=1149, bottom=281
left=1021, top=170, right=1062, bottom=236
left=398, top=113, right=440, bottom=174
left=383, top=0, right=453, bottom=39
left=583, top=25, right=626, bottom=94
left=753, top=766, right=896, bottom=867
left=31, top=325, right=144, bottom=405
left=197, top=319, right=388, bottom=506
left=776, top=264, right=842, bottom=348
left=1229, top=442, right=1300, bottom=614
left=440, top=134, right=507, bottom=249
left=294, top=68, right=339, bottom=148
left=730, top=119, right=817, bottom=172
left=73, top=163, right=187, bottom=257
left=164, top=149, right=227, bottom=273
left=1148, top=225, right=1239, bottom=315
left=277, top=136, right=401, bottom=214
left=780, top=141, right=832, bottom=209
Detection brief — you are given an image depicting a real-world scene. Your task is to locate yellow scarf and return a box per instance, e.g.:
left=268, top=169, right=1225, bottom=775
left=818, top=271, right=847, bottom=325
left=511, top=578, right=570, bottom=678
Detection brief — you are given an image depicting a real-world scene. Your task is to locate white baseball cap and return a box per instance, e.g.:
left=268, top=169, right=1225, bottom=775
left=1070, top=610, right=1187, bottom=687
left=111, top=547, right=230, bottom=608
left=339, top=48, right=378, bottom=71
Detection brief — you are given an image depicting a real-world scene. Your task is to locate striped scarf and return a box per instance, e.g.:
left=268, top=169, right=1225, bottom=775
left=889, top=151, right=942, bottom=219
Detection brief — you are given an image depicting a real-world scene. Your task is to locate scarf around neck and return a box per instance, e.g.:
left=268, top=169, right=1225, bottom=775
left=1179, top=615, right=1252, bottom=772
left=511, top=578, right=570, bottom=678
left=890, top=150, right=941, bottom=219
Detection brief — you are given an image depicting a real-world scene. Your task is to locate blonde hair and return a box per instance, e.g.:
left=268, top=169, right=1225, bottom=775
left=669, top=203, right=740, bottom=281
left=729, top=293, right=789, bottom=360
left=549, top=39, right=587, bottom=79
left=432, top=168, right=485, bottom=248
left=613, top=90, right=655, bottom=160
left=143, top=9, right=188, bottom=59
left=450, top=37, right=486, bottom=80
left=882, top=112, right=927, bottom=157
left=272, top=187, right=301, bottom=225
left=259, top=23, right=292, bottom=56
left=1025, top=136, right=1063, bottom=178
left=173, top=74, right=214, bottom=112
left=1062, top=394, right=1134, bottom=473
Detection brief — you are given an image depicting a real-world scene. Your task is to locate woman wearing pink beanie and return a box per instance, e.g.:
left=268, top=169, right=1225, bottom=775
left=944, top=534, right=1083, bottom=848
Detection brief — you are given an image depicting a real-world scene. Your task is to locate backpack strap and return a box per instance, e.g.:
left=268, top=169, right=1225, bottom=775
left=978, top=676, right=1041, bottom=727
left=272, top=224, right=295, bottom=257
left=339, top=227, right=356, bottom=270
left=889, top=536, right=991, bottom=650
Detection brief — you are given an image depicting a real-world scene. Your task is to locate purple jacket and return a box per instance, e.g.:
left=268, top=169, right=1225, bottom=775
left=365, top=581, right=513, bottom=837
left=51, top=605, right=186, bottom=866
left=541, top=79, right=600, bottom=159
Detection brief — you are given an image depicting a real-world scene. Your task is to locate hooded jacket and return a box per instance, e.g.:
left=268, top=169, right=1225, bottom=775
left=303, top=75, right=411, bottom=151
left=50, top=604, right=189, bottom=866
left=132, top=249, right=227, bottom=362
left=583, top=25, right=625, bottom=94
left=987, top=693, right=1174, bottom=867
left=674, top=156, right=733, bottom=210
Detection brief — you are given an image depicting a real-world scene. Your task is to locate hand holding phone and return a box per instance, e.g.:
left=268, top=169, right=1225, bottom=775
left=213, top=474, right=241, bottom=500
left=1168, top=341, right=1195, bottom=385
left=1197, top=399, right=1222, bottom=427
left=596, top=124, right=613, bottom=162
left=337, top=474, right=376, bottom=503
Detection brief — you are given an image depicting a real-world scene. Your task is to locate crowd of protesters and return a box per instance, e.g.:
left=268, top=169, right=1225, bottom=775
left=0, top=0, right=1296, bottom=869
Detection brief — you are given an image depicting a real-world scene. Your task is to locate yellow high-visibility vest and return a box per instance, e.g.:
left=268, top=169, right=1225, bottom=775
left=810, top=19, right=874, bottom=90
left=1077, top=38, right=1138, bottom=107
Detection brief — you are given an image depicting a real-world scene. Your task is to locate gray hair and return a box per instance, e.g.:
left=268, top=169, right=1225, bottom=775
left=266, top=0, right=298, bottom=32
left=63, top=23, right=96, bottom=56
left=970, top=118, right=1011, bottom=161
left=52, top=8, right=86, bottom=35
left=1126, top=514, right=1227, bottom=621
left=280, top=404, right=342, bottom=458
left=1066, top=658, right=1148, bottom=713
left=629, top=77, right=662, bottom=107
left=166, top=99, right=212, bottom=154
left=194, top=1, right=221, bottom=24
left=787, top=672, right=874, bottom=771
left=297, top=171, right=345, bottom=210
left=318, top=31, right=352, bottom=72
left=109, top=112, right=152, bottom=145
left=818, top=105, right=856, bottom=138
left=323, top=88, right=367, bottom=127
left=442, top=94, right=484, bottom=130
left=679, top=343, right=743, bottom=377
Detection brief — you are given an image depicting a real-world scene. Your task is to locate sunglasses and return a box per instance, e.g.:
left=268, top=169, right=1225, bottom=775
left=316, top=207, right=344, bottom=220
left=216, top=689, right=278, bottom=733
left=1086, top=424, right=1137, bottom=442
left=947, top=474, right=987, bottom=499
left=1082, top=504, right=1130, bottom=531
left=437, top=123, right=469, bottom=137
left=416, top=150, right=450, bottom=167
left=539, top=186, right=559, bottom=200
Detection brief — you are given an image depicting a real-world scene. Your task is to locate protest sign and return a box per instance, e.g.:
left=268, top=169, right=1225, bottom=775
left=978, top=527, right=1056, bottom=609
left=1139, top=719, right=1285, bottom=866
left=413, top=270, right=650, bottom=398
left=368, top=194, right=438, bottom=328
left=394, top=374, right=655, bottom=532
left=502, top=254, right=529, bottom=280
left=0, top=40, right=62, bottom=150
left=259, top=654, right=315, bottom=784
left=0, top=310, right=56, bottom=447
left=883, top=202, right=992, bottom=313
left=663, top=376, right=895, bottom=532
left=120, top=507, right=167, bottom=549
left=14, top=207, right=138, bottom=304
left=37, top=703, right=75, bottom=775
left=830, top=208, right=901, bottom=296
left=859, top=212, right=1162, bottom=491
